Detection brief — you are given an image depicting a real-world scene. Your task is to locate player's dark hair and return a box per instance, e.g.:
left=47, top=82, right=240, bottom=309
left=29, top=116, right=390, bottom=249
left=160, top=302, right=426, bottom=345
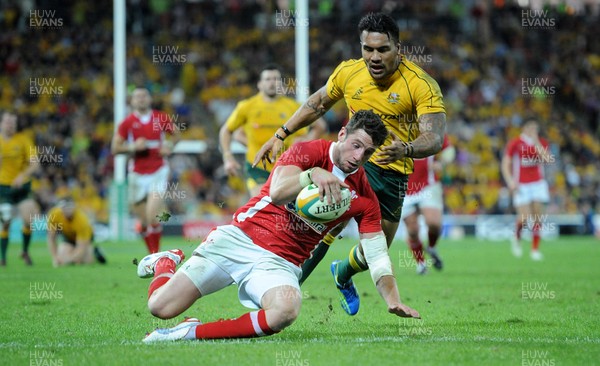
left=346, top=110, right=388, bottom=147
left=261, top=64, right=280, bottom=73
left=258, top=64, right=281, bottom=80
left=358, top=12, right=399, bottom=44
left=523, top=117, right=539, bottom=127
left=1, top=110, right=17, bottom=118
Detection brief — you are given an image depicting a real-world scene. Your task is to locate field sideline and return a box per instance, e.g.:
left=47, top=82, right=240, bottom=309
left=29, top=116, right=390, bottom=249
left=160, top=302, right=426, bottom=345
left=1, top=235, right=599, bottom=365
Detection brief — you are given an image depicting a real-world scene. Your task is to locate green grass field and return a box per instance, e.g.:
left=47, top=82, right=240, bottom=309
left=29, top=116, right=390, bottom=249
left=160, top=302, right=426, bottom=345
left=1, top=236, right=599, bottom=365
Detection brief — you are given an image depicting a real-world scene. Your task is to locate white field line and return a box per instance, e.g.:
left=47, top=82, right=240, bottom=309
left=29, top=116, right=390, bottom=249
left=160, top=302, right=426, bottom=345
left=2, top=335, right=600, bottom=349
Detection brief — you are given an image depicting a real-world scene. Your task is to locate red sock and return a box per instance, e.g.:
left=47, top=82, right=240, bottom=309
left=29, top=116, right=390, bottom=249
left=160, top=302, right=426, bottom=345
left=147, top=257, right=176, bottom=298
left=515, top=220, right=523, bottom=240
left=194, top=309, right=277, bottom=339
left=428, top=226, right=440, bottom=248
left=532, top=223, right=541, bottom=250
left=148, top=224, right=162, bottom=253
left=142, top=232, right=156, bottom=254
left=408, top=238, right=424, bottom=263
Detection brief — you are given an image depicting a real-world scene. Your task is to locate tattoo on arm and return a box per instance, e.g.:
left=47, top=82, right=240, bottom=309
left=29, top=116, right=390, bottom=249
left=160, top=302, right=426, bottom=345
left=410, top=112, right=446, bottom=158
left=303, top=87, right=336, bottom=119
left=305, top=98, right=326, bottom=117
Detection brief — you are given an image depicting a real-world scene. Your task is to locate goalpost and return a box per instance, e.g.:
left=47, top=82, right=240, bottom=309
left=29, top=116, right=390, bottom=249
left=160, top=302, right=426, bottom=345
left=110, top=0, right=127, bottom=241
left=110, top=0, right=309, bottom=240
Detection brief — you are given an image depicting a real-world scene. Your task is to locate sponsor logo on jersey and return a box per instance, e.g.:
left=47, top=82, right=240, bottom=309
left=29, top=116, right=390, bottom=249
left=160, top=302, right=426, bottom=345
left=284, top=202, right=327, bottom=234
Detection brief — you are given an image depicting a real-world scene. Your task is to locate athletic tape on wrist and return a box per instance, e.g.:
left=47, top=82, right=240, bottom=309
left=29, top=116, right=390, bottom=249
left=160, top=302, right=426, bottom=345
left=299, top=168, right=314, bottom=188
left=360, top=234, right=393, bottom=283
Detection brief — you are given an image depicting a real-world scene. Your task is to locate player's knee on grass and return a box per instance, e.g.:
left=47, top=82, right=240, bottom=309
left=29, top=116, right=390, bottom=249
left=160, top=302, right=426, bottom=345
left=147, top=272, right=202, bottom=320
left=57, top=243, right=74, bottom=264
left=147, top=293, right=181, bottom=320
left=262, top=286, right=301, bottom=332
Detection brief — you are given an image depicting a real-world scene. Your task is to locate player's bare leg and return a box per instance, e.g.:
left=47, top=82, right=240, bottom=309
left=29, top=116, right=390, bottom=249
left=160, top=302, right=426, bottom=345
left=145, top=192, right=166, bottom=253
left=147, top=269, right=201, bottom=319
left=404, top=212, right=427, bottom=274
left=422, top=207, right=443, bottom=270
left=530, top=201, right=545, bottom=260
left=18, top=198, right=38, bottom=265
left=260, top=286, right=301, bottom=331
left=381, top=219, right=400, bottom=248
left=132, top=198, right=155, bottom=254
left=132, top=199, right=147, bottom=228
left=513, top=203, right=532, bottom=258
left=0, top=213, right=10, bottom=266
left=143, top=252, right=298, bottom=341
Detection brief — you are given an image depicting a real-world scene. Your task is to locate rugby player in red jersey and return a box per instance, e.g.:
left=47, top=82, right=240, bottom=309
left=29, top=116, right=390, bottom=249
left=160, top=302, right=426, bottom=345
left=136, top=110, right=420, bottom=342
left=402, top=136, right=454, bottom=274
left=112, top=88, right=174, bottom=254
left=501, top=118, right=551, bottom=261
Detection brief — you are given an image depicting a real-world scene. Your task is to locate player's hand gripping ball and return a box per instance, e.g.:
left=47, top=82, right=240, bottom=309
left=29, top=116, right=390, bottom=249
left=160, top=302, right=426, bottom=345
left=295, top=184, right=351, bottom=223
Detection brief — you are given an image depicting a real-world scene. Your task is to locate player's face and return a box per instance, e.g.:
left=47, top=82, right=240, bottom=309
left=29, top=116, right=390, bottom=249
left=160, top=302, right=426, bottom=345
left=334, top=127, right=377, bottom=173
left=0, top=113, right=17, bottom=136
left=63, top=206, right=75, bottom=219
left=130, top=89, right=152, bottom=112
left=258, top=70, right=281, bottom=98
left=360, top=31, right=401, bottom=81
left=523, top=122, right=539, bottom=137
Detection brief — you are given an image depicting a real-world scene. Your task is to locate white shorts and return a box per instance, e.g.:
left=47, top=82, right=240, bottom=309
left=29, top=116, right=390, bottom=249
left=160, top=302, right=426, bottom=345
left=513, top=180, right=549, bottom=207
left=401, top=182, right=443, bottom=218
left=179, top=225, right=301, bottom=309
left=127, top=165, right=170, bottom=204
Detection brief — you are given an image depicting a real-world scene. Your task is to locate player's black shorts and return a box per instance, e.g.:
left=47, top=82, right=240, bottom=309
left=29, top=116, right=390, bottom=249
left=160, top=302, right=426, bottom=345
left=364, top=161, right=409, bottom=223
left=0, top=182, right=32, bottom=204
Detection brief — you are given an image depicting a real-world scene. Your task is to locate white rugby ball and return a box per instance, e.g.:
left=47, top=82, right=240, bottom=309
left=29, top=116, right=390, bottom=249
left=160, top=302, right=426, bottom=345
left=295, top=184, right=351, bottom=223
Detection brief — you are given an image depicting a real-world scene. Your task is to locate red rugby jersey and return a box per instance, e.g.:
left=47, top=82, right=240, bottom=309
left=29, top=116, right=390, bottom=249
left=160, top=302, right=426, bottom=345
left=232, top=139, right=381, bottom=267
left=504, top=134, right=549, bottom=183
left=117, top=110, right=173, bottom=174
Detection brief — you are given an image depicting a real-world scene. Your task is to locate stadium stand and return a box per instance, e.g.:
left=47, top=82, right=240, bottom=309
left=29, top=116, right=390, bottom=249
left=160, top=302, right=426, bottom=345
left=1, top=1, right=598, bottom=229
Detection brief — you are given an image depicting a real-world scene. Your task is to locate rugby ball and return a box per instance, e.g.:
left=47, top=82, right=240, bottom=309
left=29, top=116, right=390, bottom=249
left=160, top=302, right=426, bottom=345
left=295, top=184, right=351, bottom=223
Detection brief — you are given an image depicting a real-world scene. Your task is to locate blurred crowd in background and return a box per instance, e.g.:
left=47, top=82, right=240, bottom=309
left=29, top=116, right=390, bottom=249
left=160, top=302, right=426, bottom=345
left=1, top=0, right=599, bottom=226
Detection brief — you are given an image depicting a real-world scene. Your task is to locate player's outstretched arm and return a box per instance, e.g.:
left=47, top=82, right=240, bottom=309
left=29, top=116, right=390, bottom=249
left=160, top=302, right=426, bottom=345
left=253, top=86, right=338, bottom=168
left=70, top=239, right=91, bottom=264
left=269, top=165, right=306, bottom=205
left=218, top=124, right=241, bottom=177
left=47, top=229, right=60, bottom=267
left=411, top=112, right=446, bottom=158
left=359, top=231, right=420, bottom=319
left=500, top=153, right=516, bottom=191
left=376, top=276, right=420, bottom=318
